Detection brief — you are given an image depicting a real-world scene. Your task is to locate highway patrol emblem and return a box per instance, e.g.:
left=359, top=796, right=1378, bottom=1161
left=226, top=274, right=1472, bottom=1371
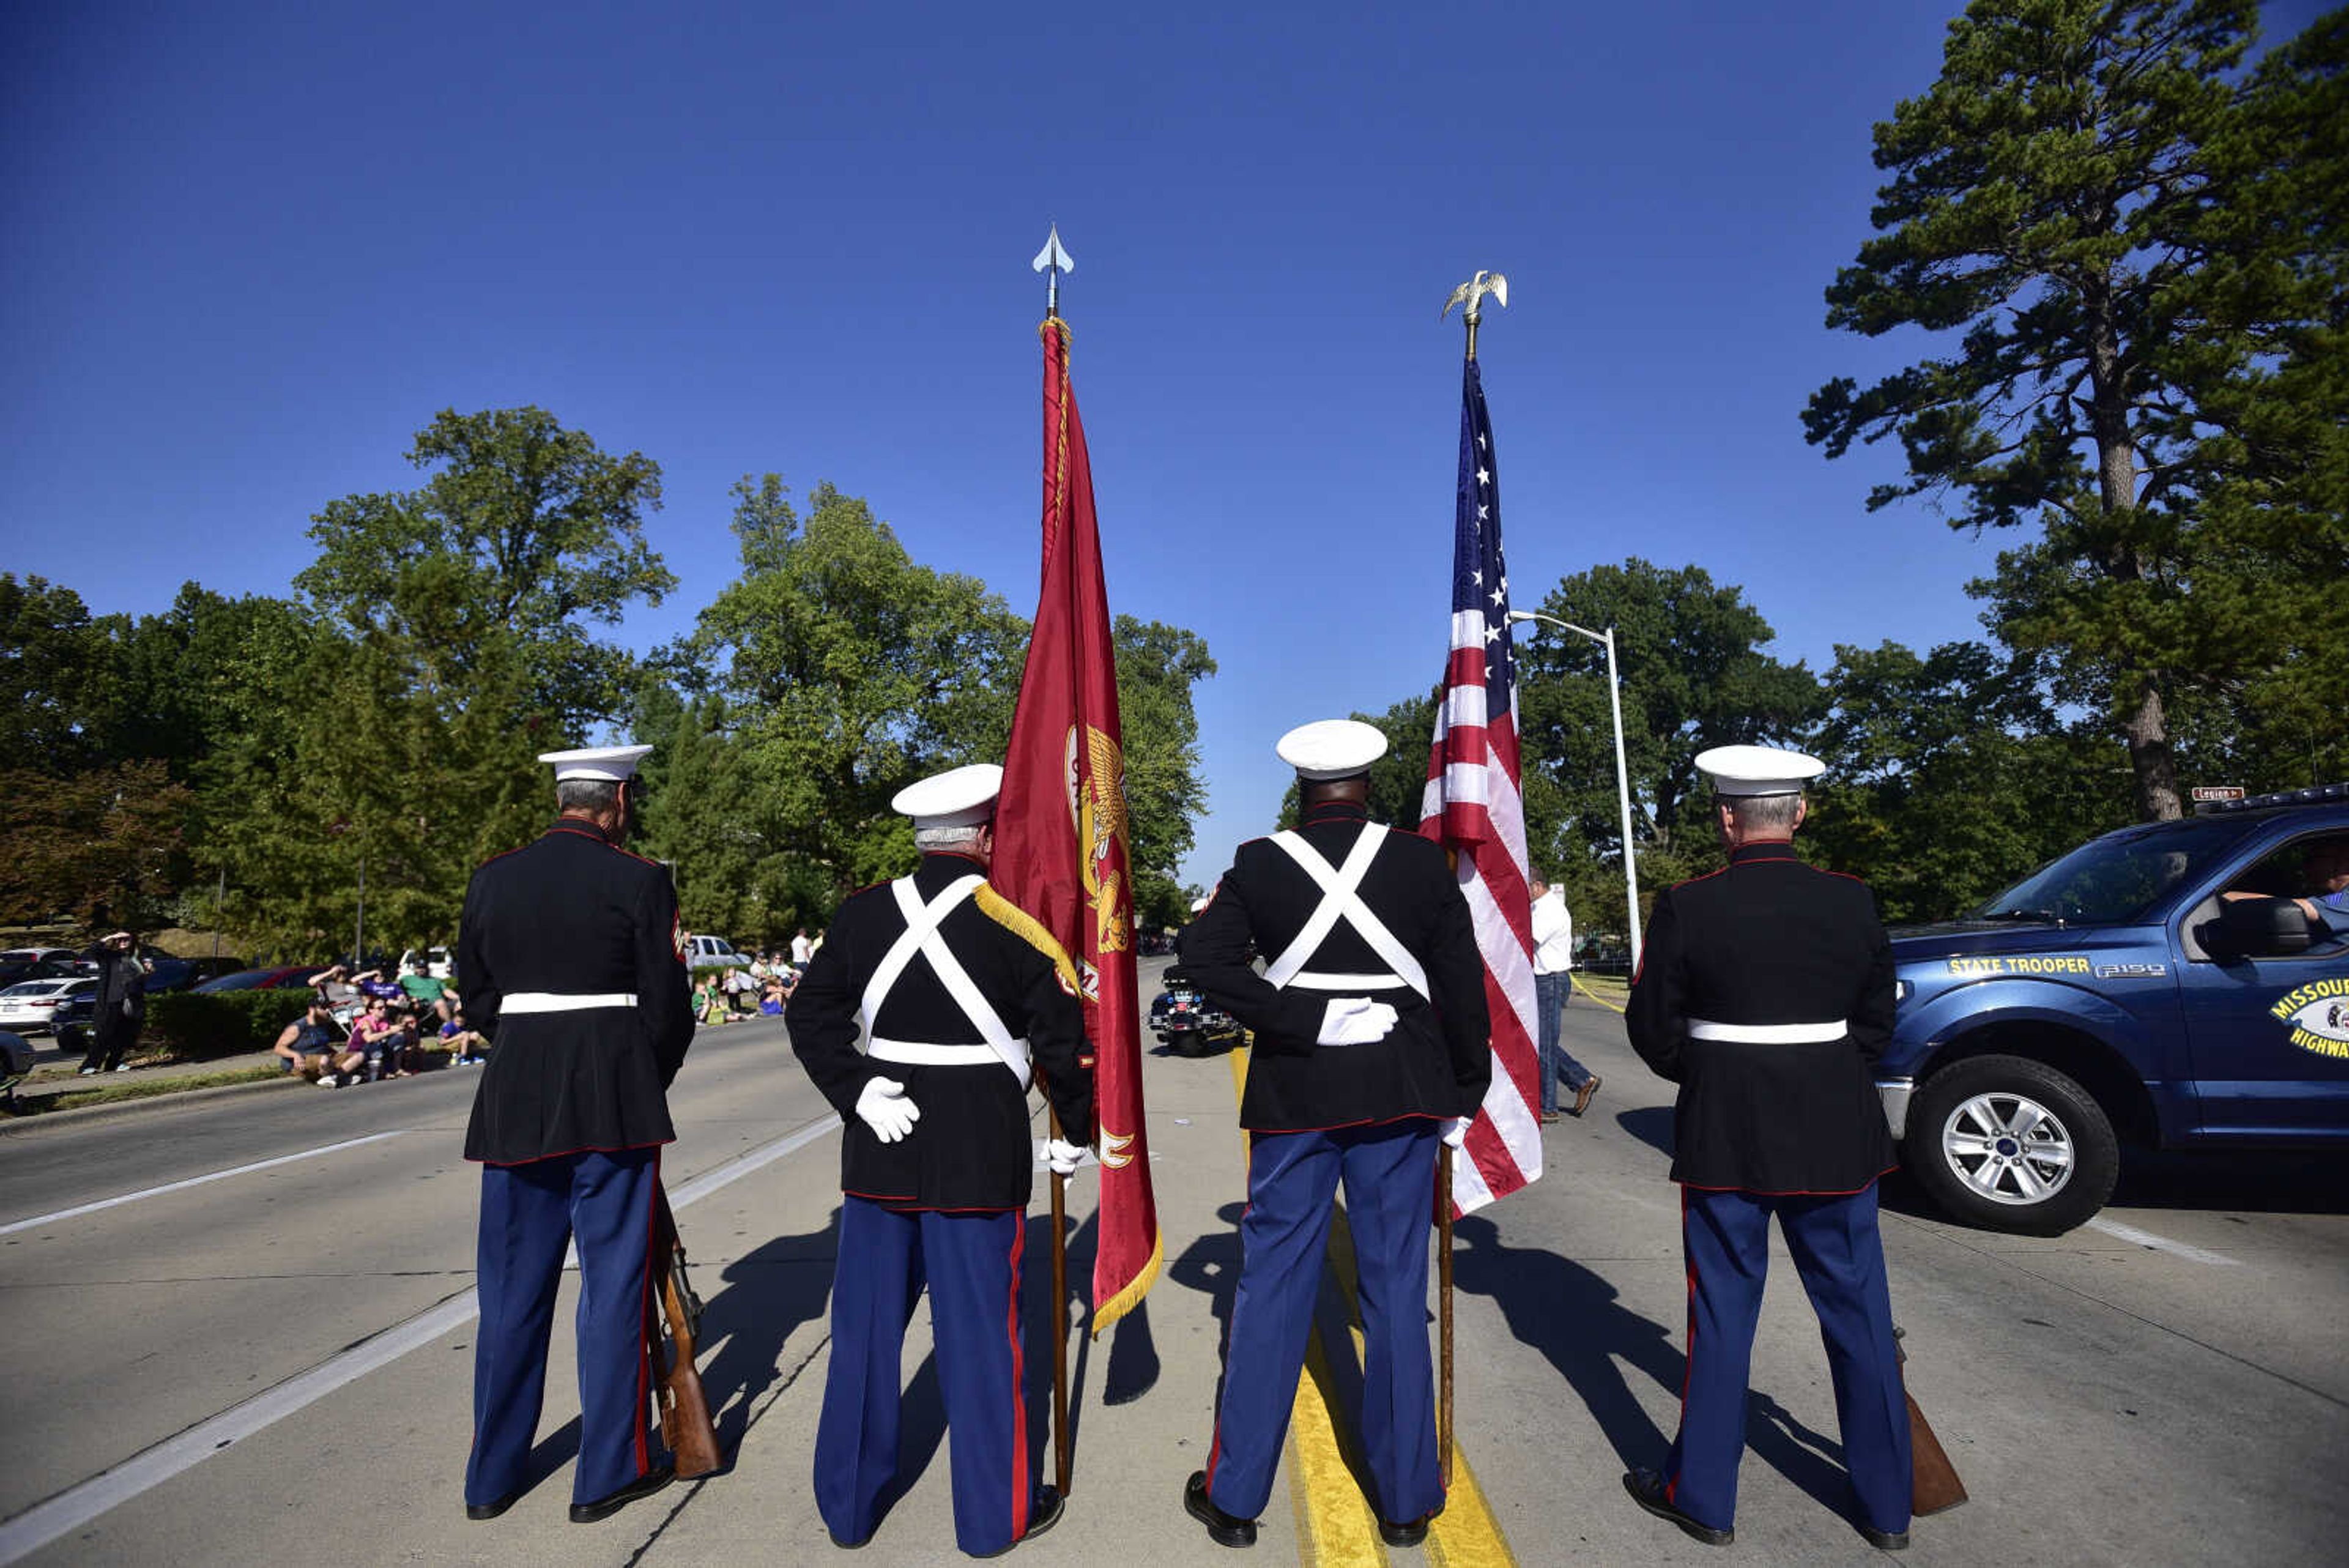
left=2273, top=978, right=2349, bottom=1060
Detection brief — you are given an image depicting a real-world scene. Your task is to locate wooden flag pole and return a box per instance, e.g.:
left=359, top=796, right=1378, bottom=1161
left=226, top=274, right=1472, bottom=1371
left=1438, top=1143, right=1455, bottom=1488
left=1046, top=1103, right=1072, bottom=1496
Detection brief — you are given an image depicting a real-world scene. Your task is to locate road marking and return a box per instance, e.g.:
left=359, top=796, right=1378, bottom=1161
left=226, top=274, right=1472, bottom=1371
left=1225, top=1046, right=1516, bottom=1567
left=0, top=1110, right=841, bottom=1565
left=2083, top=1216, right=2241, bottom=1267
left=0, top=1131, right=414, bottom=1238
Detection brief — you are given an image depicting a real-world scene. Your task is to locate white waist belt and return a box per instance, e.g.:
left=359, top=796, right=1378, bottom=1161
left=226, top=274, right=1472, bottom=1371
left=1688, top=1018, right=1847, bottom=1044
left=867, top=1036, right=1028, bottom=1072
left=502, top=991, right=639, bottom=1013
left=1283, top=971, right=1408, bottom=991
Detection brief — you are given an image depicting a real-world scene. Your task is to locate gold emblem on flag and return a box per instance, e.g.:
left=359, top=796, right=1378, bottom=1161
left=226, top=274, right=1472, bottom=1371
left=1066, top=724, right=1132, bottom=965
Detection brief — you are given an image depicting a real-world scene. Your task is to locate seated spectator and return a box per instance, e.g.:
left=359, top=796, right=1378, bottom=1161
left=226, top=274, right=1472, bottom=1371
left=273, top=1001, right=360, bottom=1082
left=725, top=964, right=755, bottom=1014
left=345, top=997, right=412, bottom=1081
left=692, top=975, right=728, bottom=1026
left=439, top=1012, right=489, bottom=1065
left=399, top=963, right=448, bottom=1019
left=308, top=964, right=363, bottom=1021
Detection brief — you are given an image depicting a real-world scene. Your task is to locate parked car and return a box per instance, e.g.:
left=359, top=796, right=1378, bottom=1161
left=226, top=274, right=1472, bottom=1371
left=0, top=958, right=80, bottom=990
left=0, top=946, right=86, bottom=969
left=1879, top=782, right=2349, bottom=1236
left=192, top=965, right=321, bottom=994
left=398, top=946, right=456, bottom=981
left=684, top=934, right=746, bottom=972
left=1148, top=967, right=1244, bottom=1058
left=0, top=976, right=98, bottom=1036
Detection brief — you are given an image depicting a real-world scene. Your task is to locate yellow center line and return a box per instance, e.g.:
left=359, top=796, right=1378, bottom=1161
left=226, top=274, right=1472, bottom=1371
left=1225, top=1044, right=1517, bottom=1567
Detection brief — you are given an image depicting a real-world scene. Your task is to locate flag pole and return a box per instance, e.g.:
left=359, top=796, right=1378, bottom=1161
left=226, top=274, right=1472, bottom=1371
left=1432, top=267, right=1505, bottom=1490
left=1031, top=221, right=1078, bottom=1499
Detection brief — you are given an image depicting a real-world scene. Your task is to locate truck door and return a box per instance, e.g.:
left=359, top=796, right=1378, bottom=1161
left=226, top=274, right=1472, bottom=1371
left=2175, top=828, right=2349, bottom=1138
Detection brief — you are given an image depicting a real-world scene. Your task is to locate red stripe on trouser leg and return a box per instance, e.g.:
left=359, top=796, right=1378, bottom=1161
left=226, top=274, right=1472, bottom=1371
left=636, top=1151, right=661, bottom=1474
left=1667, top=1186, right=1694, bottom=1506
left=1201, top=1197, right=1250, bottom=1493
left=1007, top=1215, right=1030, bottom=1536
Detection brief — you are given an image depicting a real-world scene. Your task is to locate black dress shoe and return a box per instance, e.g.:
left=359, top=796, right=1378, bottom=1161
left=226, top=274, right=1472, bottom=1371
left=1377, top=1496, right=1443, bottom=1546
left=569, top=1464, right=675, bottom=1523
left=1858, top=1521, right=1911, bottom=1550
left=1184, top=1471, right=1257, bottom=1548
left=464, top=1490, right=521, bottom=1521
left=1623, top=1468, right=1733, bottom=1546
left=970, top=1486, right=1066, bottom=1557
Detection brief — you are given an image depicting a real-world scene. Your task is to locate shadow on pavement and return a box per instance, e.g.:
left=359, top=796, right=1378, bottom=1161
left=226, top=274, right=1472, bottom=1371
left=701, top=1208, right=844, bottom=1463
left=1612, top=1104, right=1675, bottom=1159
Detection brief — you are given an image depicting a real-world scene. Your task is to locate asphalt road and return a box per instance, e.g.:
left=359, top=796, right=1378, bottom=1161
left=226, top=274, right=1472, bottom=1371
left=2, top=959, right=2344, bottom=1566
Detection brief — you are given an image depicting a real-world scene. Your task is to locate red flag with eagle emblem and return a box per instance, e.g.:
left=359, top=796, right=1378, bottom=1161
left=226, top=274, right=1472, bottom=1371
left=993, top=314, right=1160, bottom=1334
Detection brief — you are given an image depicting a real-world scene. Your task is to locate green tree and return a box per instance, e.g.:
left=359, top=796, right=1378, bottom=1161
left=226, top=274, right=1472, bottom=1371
left=1112, top=615, right=1218, bottom=932
left=1517, top=560, right=1821, bottom=902
left=1802, top=641, right=2129, bottom=921
left=1805, top=0, right=2345, bottom=820
left=678, top=477, right=1030, bottom=908
left=0, top=575, right=118, bottom=771
left=0, top=760, right=194, bottom=931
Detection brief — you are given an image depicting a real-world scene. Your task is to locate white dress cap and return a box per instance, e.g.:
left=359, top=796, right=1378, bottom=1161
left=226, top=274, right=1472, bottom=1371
left=1696, top=743, right=1825, bottom=797
left=1276, top=719, right=1388, bottom=781
left=538, top=743, right=654, bottom=782
left=1189, top=896, right=1211, bottom=915
left=891, top=762, right=1004, bottom=830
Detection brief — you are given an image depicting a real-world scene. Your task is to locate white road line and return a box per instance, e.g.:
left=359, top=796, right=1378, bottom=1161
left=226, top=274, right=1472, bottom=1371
left=2084, top=1216, right=2241, bottom=1267
left=0, top=1110, right=841, bottom=1564
left=0, top=1132, right=414, bottom=1238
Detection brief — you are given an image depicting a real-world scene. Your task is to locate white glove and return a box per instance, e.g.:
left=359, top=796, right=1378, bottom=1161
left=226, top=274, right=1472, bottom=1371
left=1045, top=1137, right=1087, bottom=1176
left=1316, top=997, right=1398, bottom=1046
left=1442, top=1115, right=1471, bottom=1150
left=854, top=1077, right=921, bottom=1143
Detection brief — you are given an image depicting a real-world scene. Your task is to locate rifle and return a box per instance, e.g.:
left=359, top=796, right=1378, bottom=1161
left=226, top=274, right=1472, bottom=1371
left=648, top=1189, right=724, bottom=1479
left=1896, top=1328, right=1967, bottom=1515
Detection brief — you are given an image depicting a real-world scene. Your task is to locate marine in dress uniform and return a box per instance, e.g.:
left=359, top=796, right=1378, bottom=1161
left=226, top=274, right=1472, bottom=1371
left=785, top=764, right=1094, bottom=1558
left=1622, top=744, right=1910, bottom=1551
left=1178, top=721, right=1491, bottom=1550
left=459, top=744, right=696, bottom=1525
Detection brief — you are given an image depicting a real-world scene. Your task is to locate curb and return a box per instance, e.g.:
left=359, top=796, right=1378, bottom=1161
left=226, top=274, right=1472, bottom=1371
left=0, top=1073, right=305, bottom=1137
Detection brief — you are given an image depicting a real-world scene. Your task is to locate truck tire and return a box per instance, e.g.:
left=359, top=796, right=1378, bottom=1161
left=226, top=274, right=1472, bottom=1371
left=1902, top=1053, right=2119, bottom=1236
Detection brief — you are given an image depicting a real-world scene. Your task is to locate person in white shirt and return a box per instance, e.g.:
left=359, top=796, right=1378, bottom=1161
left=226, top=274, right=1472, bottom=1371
left=790, top=927, right=814, bottom=968
left=1530, top=876, right=1600, bottom=1121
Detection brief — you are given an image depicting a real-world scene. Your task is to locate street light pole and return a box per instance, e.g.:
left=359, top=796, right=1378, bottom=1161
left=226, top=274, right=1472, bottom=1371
left=1508, top=609, right=1643, bottom=970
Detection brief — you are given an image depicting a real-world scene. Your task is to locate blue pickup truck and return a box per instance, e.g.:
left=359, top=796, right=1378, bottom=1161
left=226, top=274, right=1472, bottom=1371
left=1879, top=784, right=2349, bottom=1235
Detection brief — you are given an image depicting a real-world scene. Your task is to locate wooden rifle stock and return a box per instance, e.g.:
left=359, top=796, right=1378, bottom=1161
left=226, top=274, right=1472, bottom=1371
left=649, top=1189, right=724, bottom=1479
left=1896, top=1328, right=1967, bottom=1515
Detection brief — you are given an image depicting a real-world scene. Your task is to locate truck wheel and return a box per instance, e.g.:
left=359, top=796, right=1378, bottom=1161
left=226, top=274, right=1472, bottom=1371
left=1902, top=1053, right=2118, bottom=1236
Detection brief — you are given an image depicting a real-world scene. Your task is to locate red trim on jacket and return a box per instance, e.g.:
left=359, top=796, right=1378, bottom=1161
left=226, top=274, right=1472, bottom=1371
left=839, top=1187, right=1021, bottom=1213
left=1672, top=1166, right=1895, bottom=1197
left=1239, top=1111, right=1448, bottom=1137
left=472, top=1138, right=675, bottom=1167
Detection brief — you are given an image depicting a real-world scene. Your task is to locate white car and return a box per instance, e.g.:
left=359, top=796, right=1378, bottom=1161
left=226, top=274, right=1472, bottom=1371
left=0, top=977, right=98, bottom=1036
left=398, top=946, right=456, bottom=981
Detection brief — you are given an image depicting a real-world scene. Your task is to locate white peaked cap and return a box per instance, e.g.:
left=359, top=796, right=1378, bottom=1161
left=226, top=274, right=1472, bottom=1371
left=891, top=762, right=1004, bottom=830
left=1277, top=719, right=1387, bottom=781
left=1190, top=896, right=1211, bottom=915
left=1696, top=743, right=1825, bottom=797
left=538, top=743, right=653, bottom=782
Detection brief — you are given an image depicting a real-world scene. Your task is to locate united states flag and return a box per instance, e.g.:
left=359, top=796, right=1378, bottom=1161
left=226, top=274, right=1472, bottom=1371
left=1419, top=355, right=1542, bottom=1214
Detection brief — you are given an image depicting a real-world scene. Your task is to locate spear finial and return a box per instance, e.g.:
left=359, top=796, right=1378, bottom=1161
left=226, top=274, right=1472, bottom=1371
left=1033, top=223, right=1076, bottom=319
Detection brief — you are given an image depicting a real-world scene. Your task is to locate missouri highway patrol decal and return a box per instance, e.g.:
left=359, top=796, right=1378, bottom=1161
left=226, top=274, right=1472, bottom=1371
left=2273, top=978, right=2349, bottom=1060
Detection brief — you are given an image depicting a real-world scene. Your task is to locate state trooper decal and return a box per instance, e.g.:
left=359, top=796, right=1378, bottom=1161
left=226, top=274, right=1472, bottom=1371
left=2272, top=978, right=2349, bottom=1060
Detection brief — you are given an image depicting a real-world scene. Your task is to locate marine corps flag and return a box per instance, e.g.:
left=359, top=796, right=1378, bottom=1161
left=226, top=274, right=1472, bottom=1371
left=993, top=314, right=1161, bottom=1334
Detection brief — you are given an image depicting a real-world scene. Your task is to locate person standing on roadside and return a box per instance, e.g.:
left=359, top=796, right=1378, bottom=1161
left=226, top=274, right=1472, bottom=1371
left=76, top=931, right=147, bottom=1075
left=1177, top=720, right=1490, bottom=1551
left=785, top=763, right=1093, bottom=1558
left=1621, top=745, right=1909, bottom=1553
left=458, top=744, right=696, bottom=1526
left=1529, top=876, right=1600, bottom=1121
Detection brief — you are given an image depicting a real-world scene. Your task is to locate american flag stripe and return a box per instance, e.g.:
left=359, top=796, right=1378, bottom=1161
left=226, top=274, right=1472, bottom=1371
left=1419, top=355, right=1543, bottom=1216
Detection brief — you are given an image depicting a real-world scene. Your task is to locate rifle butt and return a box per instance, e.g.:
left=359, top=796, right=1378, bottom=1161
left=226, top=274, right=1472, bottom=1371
left=1907, top=1391, right=1968, bottom=1515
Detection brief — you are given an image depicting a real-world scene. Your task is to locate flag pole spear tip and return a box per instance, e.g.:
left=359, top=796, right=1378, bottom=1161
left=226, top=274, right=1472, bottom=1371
left=1033, top=223, right=1077, bottom=321
left=1441, top=269, right=1508, bottom=362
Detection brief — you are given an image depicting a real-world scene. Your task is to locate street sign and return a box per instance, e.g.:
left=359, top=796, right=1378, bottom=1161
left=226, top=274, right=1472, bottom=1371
left=2191, top=786, right=2246, bottom=803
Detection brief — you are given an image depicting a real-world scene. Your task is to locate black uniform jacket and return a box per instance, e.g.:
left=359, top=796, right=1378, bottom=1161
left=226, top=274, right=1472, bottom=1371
left=1181, top=799, right=1491, bottom=1132
left=1625, top=840, right=1897, bottom=1194
left=786, top=853, right=1094, bottom=1212
left=459, top=820, right=695, bottom=1165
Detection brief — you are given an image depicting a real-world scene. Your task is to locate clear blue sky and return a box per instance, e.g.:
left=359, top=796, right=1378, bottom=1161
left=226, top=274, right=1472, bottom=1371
left=2, top=1, right=2326, bottom=890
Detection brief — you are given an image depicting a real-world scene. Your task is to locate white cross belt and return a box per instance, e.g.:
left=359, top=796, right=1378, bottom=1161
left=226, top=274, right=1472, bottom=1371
left=1261, top=829, right=1430, bottom=1000
left=858, top=875, right=1032, bottom=1086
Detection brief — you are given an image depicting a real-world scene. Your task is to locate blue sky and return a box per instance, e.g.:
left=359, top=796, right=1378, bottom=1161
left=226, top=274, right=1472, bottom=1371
left=2, top=1, right=2326, bottom=890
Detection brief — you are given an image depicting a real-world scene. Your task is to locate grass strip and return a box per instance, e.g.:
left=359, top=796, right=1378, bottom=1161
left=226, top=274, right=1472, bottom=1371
left=6, top=1063, right=287, bottom=1117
